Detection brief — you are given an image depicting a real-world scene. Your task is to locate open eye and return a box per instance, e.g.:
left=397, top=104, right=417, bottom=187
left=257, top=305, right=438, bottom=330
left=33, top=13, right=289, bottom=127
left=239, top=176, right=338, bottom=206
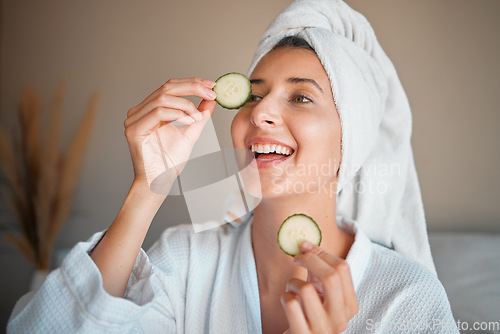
left=248, top=95, right=262, bottom=103
left=290, top=95, right=312, bottom=103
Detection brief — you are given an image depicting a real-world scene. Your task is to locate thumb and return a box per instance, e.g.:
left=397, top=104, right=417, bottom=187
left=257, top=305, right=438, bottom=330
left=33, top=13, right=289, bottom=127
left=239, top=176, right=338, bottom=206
left=182, top=100, right=217, bottom=142
left=198, top=99, right=217, bottom=117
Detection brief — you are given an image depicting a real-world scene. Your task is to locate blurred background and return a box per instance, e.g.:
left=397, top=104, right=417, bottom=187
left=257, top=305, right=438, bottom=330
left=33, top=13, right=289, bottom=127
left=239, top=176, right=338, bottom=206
left=1, top=0, right=499, bottom=332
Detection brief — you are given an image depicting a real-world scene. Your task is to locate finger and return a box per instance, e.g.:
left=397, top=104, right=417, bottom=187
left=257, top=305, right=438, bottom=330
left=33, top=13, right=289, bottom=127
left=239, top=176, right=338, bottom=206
left=159, top=79, right=217, bottom=100
left=128, top=78, right=216, bottom=117
left=301, top=242, right=358, bottom=318
left=125, top=107, right=194, bottom=140
left=286, top=278, right=328, bottom=333
left=297, top=242, right=358, bottom=320
left=281, top=292, right=310, bottom=334
left=294, top=253, right=349, bottom=331
left=167, top=77, right=216, bottom=89
left=125, top=94, right=202, bottom=128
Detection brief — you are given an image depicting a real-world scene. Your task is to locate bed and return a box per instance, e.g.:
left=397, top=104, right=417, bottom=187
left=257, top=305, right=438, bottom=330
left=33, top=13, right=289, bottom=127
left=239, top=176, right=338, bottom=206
left=429, top=232, right=500, bottom=334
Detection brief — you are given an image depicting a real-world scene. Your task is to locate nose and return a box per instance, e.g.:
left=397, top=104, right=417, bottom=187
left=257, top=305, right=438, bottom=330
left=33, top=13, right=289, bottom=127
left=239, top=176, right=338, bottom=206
left=249, top=96, right=282, bottom=129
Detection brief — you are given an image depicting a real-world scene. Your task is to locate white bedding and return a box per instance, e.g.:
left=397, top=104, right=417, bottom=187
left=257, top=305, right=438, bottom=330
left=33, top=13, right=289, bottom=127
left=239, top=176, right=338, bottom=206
left=429, top=232, right=500, bottom=333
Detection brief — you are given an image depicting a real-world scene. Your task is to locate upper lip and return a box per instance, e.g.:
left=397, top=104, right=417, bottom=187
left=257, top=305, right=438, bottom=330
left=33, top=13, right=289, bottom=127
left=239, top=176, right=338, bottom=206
left=246, top=137, right=295, bottom=155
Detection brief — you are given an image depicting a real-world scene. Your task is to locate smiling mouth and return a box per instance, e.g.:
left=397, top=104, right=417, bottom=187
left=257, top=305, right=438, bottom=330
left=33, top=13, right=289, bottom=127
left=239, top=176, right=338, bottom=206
left=250, top=144, right=294, bottom=161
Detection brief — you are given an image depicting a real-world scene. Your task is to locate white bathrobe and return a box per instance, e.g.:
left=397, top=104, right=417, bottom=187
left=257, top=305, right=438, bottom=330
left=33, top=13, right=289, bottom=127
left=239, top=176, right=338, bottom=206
left=8, top=217, right=458, bottom=333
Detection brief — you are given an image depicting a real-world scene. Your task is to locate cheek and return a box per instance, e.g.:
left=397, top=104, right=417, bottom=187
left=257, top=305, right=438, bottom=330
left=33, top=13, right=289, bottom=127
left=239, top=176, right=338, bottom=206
left=295, top=114, right=341, bottom=165
left=298, top=115, right=338, bottom=145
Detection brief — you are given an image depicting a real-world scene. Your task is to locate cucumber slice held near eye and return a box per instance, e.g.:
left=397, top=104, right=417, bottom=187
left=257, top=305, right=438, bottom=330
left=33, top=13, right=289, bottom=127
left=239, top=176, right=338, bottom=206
left=277, top=214, right=322, bottom=256
left=213, top=72, right=252, bottom=109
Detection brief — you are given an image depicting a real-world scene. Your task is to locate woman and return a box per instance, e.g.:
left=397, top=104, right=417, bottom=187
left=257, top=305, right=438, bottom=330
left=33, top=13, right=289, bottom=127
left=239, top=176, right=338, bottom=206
left=8, top=1, right=458, bottom=333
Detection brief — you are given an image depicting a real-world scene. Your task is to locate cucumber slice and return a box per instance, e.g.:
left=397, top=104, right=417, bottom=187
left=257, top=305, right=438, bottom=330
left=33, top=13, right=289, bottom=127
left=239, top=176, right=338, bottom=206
left=277, top=214, right=322, bottom=256
left=213, top=72, right=251, bottom=109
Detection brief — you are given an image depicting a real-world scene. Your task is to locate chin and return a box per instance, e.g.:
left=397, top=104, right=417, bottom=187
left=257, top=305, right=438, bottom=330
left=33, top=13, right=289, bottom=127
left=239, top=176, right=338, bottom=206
left=238, top=171, right=284, bottom=201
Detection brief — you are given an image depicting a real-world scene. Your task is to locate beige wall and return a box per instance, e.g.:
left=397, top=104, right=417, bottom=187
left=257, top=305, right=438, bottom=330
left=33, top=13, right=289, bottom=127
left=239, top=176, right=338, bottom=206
left=1, top=0, right=499, bottom=255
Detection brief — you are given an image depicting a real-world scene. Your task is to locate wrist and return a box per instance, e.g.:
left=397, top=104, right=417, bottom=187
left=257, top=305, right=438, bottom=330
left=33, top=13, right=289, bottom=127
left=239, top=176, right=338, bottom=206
left=130, top=179, right=168, bottom=207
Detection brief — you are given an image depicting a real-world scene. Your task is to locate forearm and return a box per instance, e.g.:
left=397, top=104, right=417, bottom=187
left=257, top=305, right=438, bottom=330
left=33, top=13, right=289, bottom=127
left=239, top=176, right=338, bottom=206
left=90, top=180, right=168, bottom=297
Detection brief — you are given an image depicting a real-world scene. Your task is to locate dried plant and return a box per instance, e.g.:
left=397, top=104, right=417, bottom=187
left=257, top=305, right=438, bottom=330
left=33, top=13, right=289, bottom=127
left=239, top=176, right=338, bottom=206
left=0, top=80, right=99, bottom=270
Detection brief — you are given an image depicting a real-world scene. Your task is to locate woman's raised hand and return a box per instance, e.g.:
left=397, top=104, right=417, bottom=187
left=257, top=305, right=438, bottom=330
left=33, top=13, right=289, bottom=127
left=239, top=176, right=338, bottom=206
left=124, top=78, right=217, bottom=191
left=90, top=78, right=217, bottom=297
left=282, top=242, right=359, bottom=334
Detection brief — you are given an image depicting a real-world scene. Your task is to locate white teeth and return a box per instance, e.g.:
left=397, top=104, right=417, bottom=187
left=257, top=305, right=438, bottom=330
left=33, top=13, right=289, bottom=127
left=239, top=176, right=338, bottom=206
left=251, top=143, right=293, bottom=155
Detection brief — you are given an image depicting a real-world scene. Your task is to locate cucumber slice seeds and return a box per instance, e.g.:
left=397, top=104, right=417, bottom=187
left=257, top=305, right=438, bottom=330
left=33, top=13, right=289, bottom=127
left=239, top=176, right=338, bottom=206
left=213, top=72, right=252, bottom=109
left=277, top=214, right=322, bottom=256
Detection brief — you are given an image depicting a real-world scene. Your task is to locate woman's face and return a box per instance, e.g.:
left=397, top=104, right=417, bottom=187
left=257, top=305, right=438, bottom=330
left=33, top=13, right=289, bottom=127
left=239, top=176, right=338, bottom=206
left=231, top=47, right=342, bottom=199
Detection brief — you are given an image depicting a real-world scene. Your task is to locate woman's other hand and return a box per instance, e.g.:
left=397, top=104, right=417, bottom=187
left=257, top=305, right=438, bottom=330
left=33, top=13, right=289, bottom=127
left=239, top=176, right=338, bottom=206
left=281, top=241, right=359, bottom=334
left=124, top=78, right=217, bottom=190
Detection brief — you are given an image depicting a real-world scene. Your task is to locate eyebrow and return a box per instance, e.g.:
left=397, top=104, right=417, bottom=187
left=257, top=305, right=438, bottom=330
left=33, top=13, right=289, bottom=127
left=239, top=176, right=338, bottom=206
left=288, top=77, right=323, bottom=93
left=249, top=79, right=264, bottom=84
left=249, top=77, right=323, bottom=93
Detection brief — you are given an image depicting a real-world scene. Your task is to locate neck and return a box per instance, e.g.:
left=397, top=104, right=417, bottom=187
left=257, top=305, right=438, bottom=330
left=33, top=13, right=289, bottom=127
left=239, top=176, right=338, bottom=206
left=251, top=190, right=353, bottom=294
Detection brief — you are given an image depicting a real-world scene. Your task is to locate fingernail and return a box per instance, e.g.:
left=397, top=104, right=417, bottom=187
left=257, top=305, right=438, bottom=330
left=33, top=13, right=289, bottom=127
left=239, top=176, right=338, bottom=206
left=207, top=90, right=217, bottom=100
left=192, top=112, right=204, bottom=121
left=301, top=241, right=314, bottom=251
